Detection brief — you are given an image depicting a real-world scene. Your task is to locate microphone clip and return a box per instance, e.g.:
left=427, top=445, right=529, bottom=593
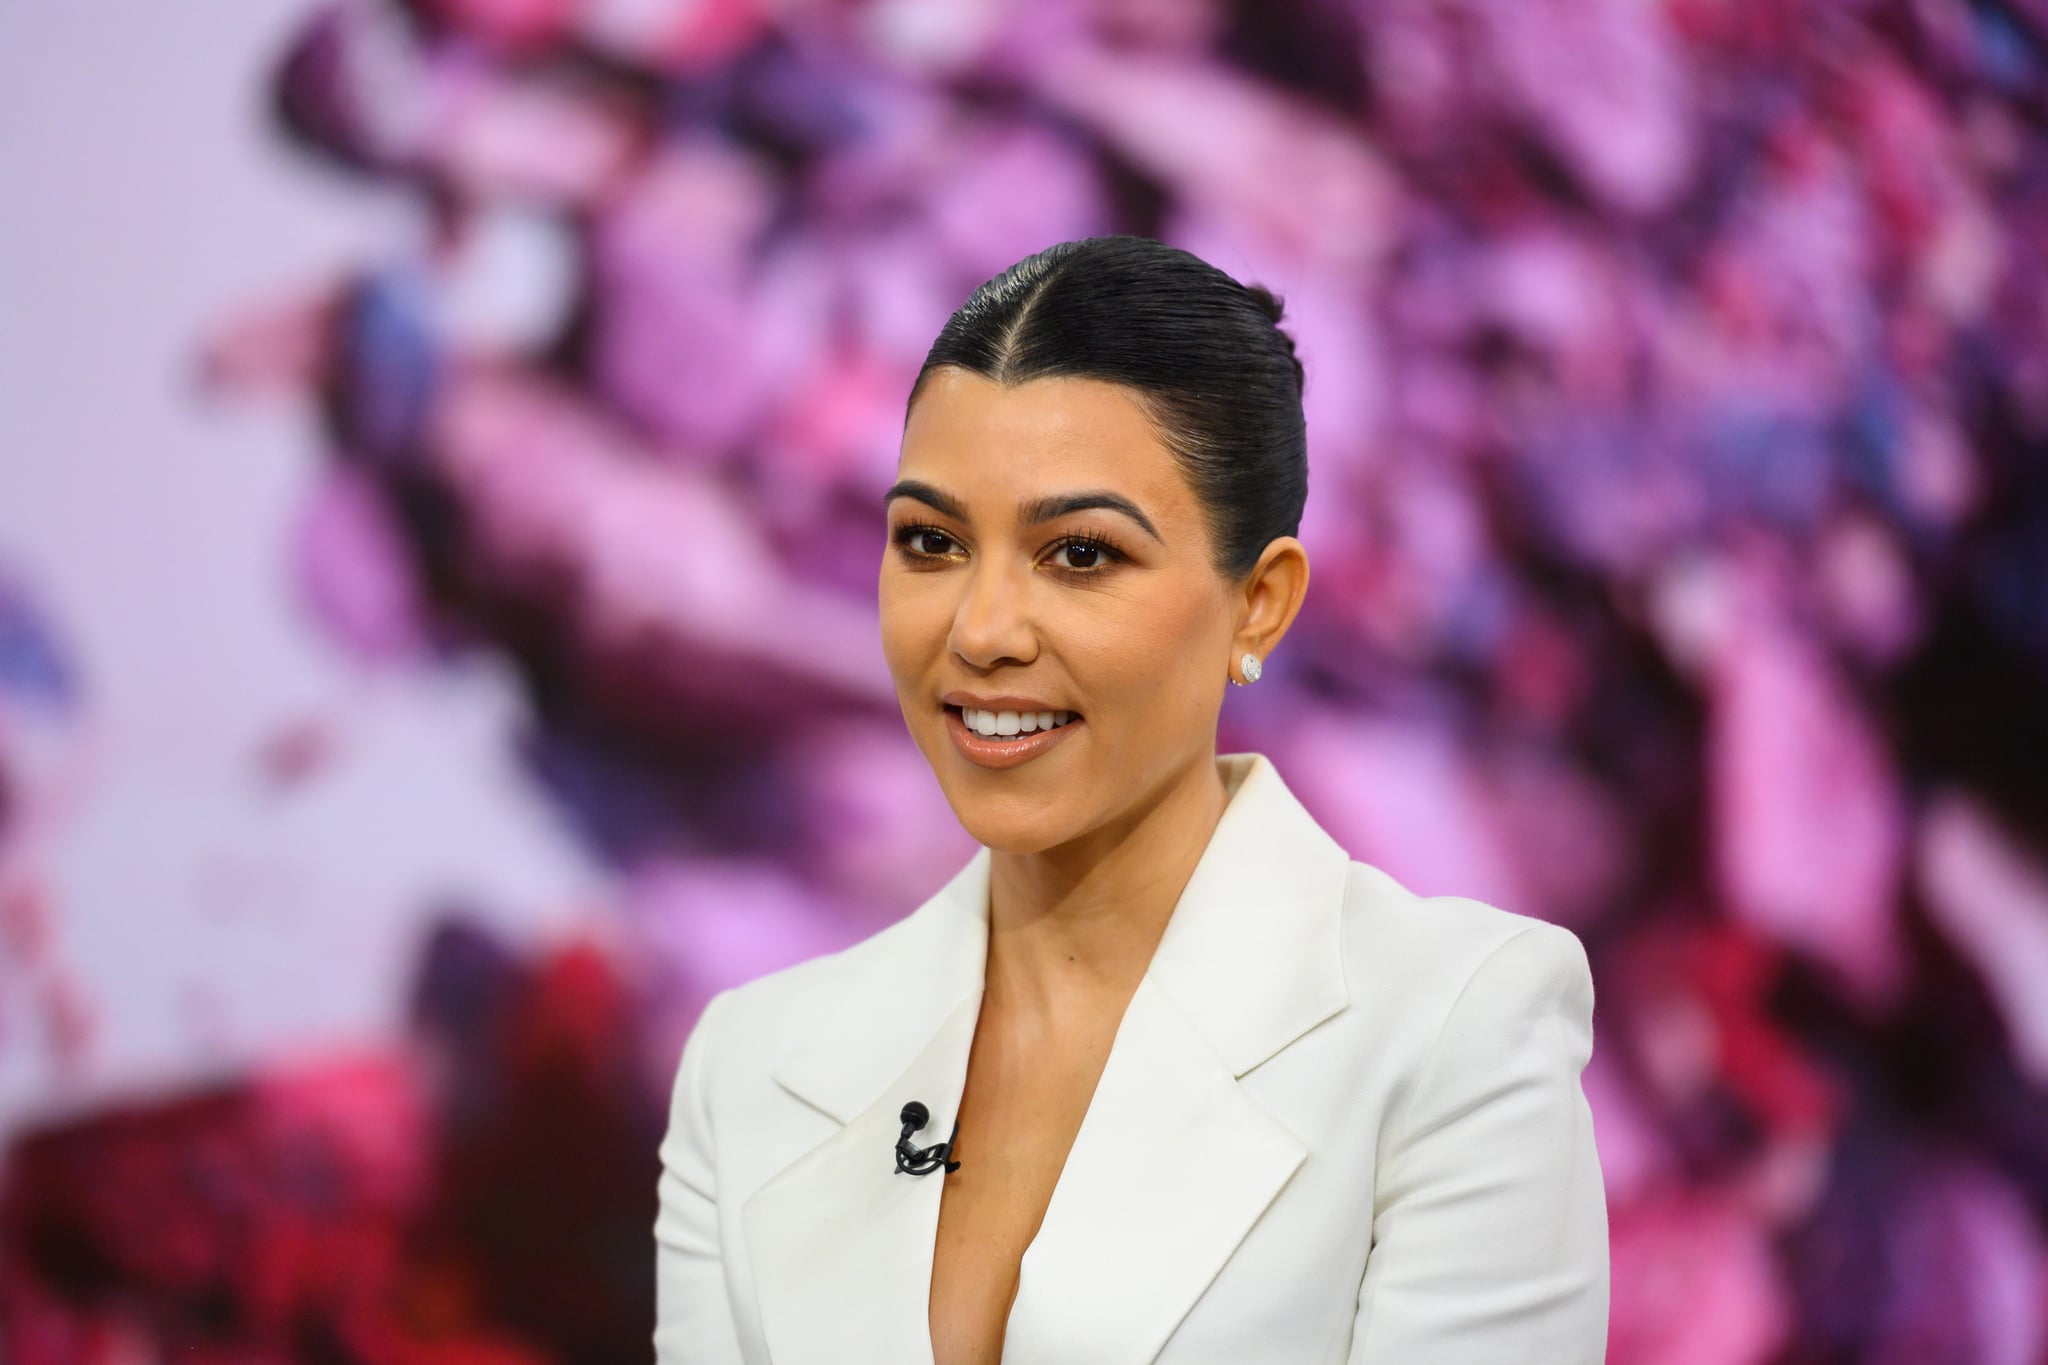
left=894, top=1100, right=961, bottom=1176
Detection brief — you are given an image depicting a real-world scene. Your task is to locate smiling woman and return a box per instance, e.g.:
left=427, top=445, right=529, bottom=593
left=654, top=236, right=1609, bottom=1365
left=879, top=360, right=1306, bottom=839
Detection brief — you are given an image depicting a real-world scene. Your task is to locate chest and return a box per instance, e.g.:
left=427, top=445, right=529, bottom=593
left=734, top=967, right=1398, bottom=1365
left=926, top=1001, right=1125, bottom=1365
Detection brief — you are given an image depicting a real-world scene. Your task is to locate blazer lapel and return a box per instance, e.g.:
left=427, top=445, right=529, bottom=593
left=743, top=752, right=1353, bottom=1365
left=744, top=848, right=993, bottom=1365
left=1002, top=751, right=1353, bottom=1364
left=999, top=972, right=1310, bottom=1363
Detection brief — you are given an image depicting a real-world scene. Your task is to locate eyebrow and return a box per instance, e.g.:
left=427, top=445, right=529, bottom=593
left=883, top=479, right=1164, bottom=544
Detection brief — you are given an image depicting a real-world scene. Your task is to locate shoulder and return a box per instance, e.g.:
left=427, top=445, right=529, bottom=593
left=1342, top=860, right=1590, bottom=981
left=1335, top=860, right=1596, bottom=1065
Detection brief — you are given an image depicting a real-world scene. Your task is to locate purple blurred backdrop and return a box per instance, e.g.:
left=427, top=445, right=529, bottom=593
left=4, top=0, right=2048, bottom=1360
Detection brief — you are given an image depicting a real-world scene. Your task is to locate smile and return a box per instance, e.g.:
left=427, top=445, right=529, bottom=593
left=944, top=705, right=1084, bottom=770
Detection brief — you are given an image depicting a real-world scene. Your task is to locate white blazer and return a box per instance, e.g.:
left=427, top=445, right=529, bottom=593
left=655, top=751, right=1609, bottom=1364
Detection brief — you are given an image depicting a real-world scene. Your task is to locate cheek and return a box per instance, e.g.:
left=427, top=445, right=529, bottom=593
left=876, top=571, right=946, bottom=680
left=1070, top=586, right=1227, bottom=708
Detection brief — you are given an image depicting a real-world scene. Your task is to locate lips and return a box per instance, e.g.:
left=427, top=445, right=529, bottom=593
left=943, top=704, right=1084, bottom=770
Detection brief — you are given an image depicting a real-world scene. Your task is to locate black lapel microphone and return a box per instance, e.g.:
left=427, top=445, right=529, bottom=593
left=894, top=1100, right=961, bottom=1176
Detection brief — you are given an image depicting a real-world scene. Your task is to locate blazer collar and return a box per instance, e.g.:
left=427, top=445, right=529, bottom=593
left=769, top=750, right=1352, bottom=1120
left=746, top=751, right=1353, bottom=1364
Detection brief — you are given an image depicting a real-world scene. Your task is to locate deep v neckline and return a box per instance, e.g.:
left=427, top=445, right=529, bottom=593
left=926, top=978, right=1136, bottom=1365
left=745, top=754, right=1350, bottom=1365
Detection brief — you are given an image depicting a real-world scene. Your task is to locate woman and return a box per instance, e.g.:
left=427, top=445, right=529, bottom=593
left=654, top=236, right=1608, bottom=1364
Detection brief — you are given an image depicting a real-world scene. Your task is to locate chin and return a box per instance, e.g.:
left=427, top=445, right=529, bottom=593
left=961, top=819, right=1071, bottom=857
left=939, top=791, right=1054, bottom=848
left=931, top=774, right=1083, bottom=856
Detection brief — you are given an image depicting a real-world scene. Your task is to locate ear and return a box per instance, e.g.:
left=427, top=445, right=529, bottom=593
left=1232, top=536, right=1310, bottom=673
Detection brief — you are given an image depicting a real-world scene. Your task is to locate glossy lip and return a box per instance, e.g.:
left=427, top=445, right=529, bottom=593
left=943, top=704, right=1083, bottom=770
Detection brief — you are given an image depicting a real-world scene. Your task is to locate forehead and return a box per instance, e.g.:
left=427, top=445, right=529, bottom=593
left=899, top=370, right=1186, bottom=507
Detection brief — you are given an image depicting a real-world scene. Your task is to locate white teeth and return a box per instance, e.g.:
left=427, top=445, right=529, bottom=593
left=961, top=707, right=1076, bottom=737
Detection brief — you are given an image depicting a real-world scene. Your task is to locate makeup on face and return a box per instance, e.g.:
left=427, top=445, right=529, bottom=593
left=941, top=701, right=1084, bottom=770
left=880, top=374, right=1232, bottom=842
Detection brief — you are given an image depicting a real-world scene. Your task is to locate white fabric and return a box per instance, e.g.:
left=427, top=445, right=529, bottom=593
left=654, top=751, right=1609, bottom=1364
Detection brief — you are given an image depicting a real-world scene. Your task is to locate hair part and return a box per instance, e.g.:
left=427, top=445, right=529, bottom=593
left=906, top=235, right=1307, bottom=584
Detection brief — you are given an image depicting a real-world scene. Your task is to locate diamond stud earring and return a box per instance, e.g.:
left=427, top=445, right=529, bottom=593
left=1235, top=652, right=1262, bottom=685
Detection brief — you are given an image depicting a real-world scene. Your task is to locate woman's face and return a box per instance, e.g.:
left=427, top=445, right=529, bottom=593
left=880, top=368, right=1250, bottom=855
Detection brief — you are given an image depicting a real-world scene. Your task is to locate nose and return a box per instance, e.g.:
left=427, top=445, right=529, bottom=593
left=948, top=553, right=1038, bottom=671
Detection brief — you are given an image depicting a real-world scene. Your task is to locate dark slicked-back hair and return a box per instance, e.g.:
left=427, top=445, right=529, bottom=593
left=907, top=235, right=1308, bottom=583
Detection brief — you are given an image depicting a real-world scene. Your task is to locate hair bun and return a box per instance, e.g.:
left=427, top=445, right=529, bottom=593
left=1245, top=283, right=1286, bottom=325
left=1246, top=283, right=1303, bottom=391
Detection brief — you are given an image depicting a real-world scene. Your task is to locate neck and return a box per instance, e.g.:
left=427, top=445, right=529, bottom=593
left=982, top=748, right=1231, bottom=1020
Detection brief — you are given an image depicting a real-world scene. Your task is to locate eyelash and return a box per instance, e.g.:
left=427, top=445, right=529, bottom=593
left=891, top=521, right=1131, bottom=576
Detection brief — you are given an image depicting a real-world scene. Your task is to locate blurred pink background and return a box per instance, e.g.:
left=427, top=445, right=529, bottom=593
left=4, top=0, right=2048, bottom=1360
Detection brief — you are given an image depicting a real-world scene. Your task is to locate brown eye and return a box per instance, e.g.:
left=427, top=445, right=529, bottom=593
left=1058, top=542, right=1103, bottom=570
left=1048, top=536, right=1123, bottom=575
left=893, top=524, right=958, bottom=559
